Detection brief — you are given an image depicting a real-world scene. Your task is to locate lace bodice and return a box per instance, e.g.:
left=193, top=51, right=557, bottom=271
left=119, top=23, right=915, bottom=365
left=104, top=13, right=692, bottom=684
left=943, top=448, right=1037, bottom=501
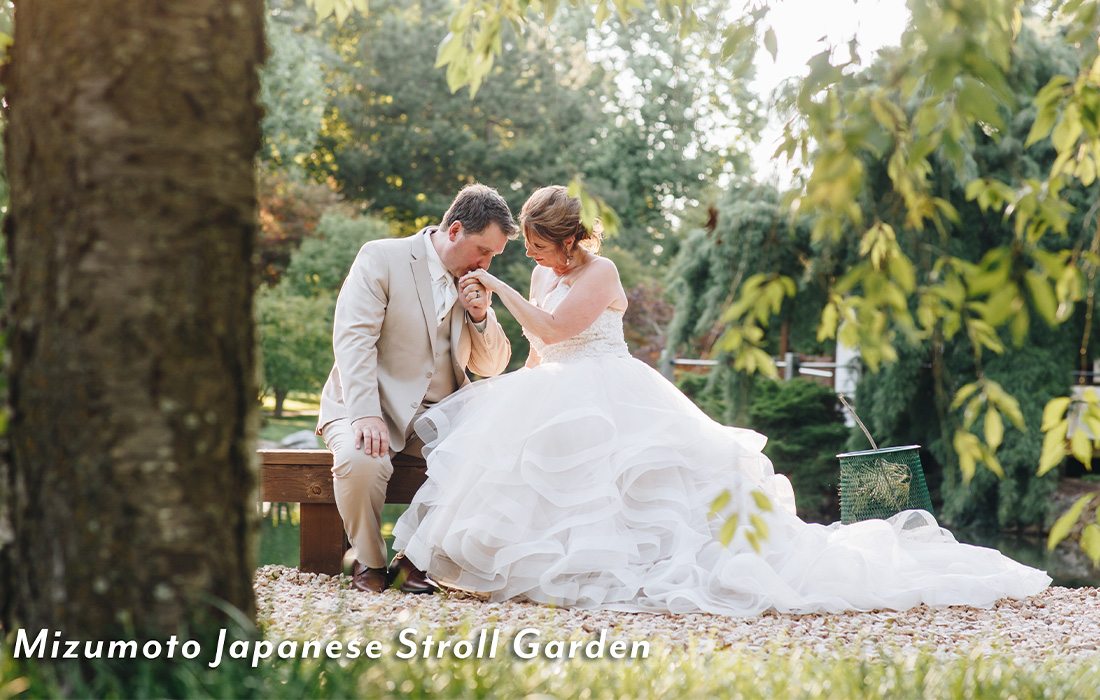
left=523, top=283, right=630, bottom=364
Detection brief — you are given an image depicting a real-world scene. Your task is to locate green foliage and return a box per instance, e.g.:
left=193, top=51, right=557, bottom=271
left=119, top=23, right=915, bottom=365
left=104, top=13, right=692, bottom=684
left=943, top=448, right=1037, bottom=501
left=858, top=333, right=1076, bottom=532
left=280, top=211, right=391, bottom=296
left=667, top=183, right=835, bottom=362
left=667, top=22, right=1097, bottom=536
left=0, top=1, right=11, bottom=63
left=312, top=0, right=745, bottom=267
left=748, top=379, right=849, bottom=523
left=257, top=211, right=392, bottom=405
left=433, top=0, right=766, bottom=109
left=257, top=166, right=346, bottom=286
left=846, top=26, right=1092, bottom=532
left=305, top=0, right=368, bottom=24
left=260, top=5, right=330, bottom=168
left=718, top=274, right=797, bottom=379
left=675, top=371, right=729, bottom=423
left=316, top=0, right=611, bottom=229
left=256, top=287, right=334, bottom=405
left=775, top=17, right=1100, bottom=496
left=1048, top=493, right=1095, bottom=553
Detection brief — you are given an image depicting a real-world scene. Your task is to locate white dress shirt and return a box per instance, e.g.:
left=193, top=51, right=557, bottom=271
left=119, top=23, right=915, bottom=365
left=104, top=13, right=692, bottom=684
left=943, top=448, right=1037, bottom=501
left=422, top=228, right=458, bottom=326
left=422, top=228, right=488, bottom=332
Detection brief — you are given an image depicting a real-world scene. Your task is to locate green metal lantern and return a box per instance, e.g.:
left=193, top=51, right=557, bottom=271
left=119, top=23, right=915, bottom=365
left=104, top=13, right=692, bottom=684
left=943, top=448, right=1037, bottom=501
left=836, top=444, right=934, bottom=524
left=835, top=395, right=935, bottom=524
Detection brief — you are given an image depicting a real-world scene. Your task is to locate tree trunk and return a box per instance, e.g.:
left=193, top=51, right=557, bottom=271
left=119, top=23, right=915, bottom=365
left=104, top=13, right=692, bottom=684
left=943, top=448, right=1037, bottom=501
left=274, top=388, right=288, bottom=419
left=1, top=0, right=264, bottom=638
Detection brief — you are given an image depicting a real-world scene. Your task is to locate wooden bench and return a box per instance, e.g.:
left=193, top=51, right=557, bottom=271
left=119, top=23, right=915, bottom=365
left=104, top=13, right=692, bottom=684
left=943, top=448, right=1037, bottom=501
left=258, top=449, right=427, bottom=575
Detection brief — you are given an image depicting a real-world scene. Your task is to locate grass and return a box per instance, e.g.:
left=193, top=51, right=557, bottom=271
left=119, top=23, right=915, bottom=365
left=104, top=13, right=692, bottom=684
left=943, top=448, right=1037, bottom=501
left=258, top=393, right=321, bottom=445
left=259, top=392, right=321, bottom=416
left=3, top=633, right=1098, bottom=699
left=258, top=414, right=319, bottom=445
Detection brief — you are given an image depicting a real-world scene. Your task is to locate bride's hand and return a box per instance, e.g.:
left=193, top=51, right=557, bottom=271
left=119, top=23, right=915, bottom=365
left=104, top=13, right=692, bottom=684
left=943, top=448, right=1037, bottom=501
left=460, top=269, right=502, bottom=294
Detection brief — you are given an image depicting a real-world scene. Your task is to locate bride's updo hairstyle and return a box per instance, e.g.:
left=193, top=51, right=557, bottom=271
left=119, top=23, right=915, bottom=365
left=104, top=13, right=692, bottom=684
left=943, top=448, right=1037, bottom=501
left=520, top=185, right=603, bottom=258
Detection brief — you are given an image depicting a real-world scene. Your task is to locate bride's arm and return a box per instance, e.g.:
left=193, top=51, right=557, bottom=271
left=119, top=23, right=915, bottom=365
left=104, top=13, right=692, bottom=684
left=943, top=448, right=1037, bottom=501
left=525, top=345, right=542, bottom=368
left=462, top=258, right=622, bottom=345
left=525, top=269, right=543, bottom=367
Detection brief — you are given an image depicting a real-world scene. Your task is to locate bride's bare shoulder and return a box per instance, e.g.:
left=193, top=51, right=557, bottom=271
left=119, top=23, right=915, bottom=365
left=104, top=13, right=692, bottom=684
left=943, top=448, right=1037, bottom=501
left=591, top=255, right=618, bottom=272
left=584, top=256, right=628, bottom=310
left=582, top=255, right=621, bottom=283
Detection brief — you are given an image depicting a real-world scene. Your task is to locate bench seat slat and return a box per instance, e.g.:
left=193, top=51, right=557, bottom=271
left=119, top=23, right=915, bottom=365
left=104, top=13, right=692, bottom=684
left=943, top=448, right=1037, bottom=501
left=262, top=463, right=336, bottom=502
left=258, top=448, right=333, bottom=466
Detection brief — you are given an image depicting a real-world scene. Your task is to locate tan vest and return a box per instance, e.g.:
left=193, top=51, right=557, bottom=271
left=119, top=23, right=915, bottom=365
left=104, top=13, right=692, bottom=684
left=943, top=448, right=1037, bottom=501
left=424, top=307, right=459, bottom=406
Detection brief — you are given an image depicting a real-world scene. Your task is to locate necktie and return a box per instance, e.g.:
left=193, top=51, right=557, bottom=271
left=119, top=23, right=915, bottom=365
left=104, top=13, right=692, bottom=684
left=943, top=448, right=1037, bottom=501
left=438, top=274, right=457, bottom=325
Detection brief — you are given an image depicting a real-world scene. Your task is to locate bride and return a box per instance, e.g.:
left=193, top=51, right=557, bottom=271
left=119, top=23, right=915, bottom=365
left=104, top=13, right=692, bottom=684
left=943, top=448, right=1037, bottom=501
left=391, top=185, right=1051, bottom=616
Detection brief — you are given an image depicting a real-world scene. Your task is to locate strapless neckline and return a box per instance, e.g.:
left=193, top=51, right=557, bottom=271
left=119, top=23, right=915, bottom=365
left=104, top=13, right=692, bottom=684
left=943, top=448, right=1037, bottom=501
left=525, top=284, right=629, bottom=363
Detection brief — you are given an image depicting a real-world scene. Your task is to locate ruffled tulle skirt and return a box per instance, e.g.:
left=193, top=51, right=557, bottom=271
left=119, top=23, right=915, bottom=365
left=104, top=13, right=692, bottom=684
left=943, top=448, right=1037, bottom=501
left=391, top=356, right=1051, bottom=616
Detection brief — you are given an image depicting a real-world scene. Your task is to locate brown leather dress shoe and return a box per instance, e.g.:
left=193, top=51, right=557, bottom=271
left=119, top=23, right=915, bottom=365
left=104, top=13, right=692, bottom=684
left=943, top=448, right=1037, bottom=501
left=350, top=560, right=389, bottom=593
left=388, top=552, right=439, bottom=594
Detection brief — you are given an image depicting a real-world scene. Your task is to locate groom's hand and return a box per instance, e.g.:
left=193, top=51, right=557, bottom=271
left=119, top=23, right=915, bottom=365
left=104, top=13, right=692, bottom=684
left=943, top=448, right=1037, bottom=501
left=458, top=278, right=489, bottom=323
left=352, top=416, right=389, bottom=458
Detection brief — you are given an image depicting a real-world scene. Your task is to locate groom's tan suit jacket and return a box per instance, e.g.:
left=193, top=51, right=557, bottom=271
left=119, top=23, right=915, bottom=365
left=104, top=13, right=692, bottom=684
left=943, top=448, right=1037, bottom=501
left=317, top=229, right=511, bottom=451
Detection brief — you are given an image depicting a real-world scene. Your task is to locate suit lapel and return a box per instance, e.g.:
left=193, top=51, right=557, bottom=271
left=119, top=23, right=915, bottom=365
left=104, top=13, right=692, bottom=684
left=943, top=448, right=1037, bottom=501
left=409, top=229, right=440, bottom=357
left=449, top=304, right=467, bottom=384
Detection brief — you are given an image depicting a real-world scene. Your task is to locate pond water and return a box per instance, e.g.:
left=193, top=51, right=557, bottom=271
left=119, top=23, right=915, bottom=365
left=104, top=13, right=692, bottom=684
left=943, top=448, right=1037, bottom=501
left=258, top=506, right=1100, bottom=588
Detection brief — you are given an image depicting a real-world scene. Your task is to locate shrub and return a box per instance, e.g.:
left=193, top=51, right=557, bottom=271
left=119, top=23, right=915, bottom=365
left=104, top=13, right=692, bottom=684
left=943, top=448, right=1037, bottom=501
left=748, top=379, right=849, bottom=523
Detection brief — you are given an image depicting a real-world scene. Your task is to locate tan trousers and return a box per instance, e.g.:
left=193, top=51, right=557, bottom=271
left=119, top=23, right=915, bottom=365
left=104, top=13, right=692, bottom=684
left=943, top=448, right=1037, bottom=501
left=321, top=418, right=425, bottom=569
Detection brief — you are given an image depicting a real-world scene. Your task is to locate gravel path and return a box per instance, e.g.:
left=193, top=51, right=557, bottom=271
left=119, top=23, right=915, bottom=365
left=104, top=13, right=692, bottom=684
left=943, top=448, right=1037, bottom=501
left=255, top=565, right=1100, bottom=662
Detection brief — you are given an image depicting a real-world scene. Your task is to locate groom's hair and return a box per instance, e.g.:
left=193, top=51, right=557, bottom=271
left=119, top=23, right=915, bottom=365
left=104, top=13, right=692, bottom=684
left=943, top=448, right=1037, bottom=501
left=441, top=184, right=518, bottom=239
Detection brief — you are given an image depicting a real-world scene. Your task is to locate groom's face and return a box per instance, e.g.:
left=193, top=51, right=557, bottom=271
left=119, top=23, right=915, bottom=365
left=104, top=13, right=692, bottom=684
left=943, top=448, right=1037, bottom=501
left=444, top=221, right=508, bottom=276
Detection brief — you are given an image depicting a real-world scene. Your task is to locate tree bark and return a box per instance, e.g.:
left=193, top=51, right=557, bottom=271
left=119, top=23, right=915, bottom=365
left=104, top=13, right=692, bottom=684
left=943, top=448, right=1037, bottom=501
left=274, top=388, right=288, bottom=419
left=1, top=0, right=264, bottom=638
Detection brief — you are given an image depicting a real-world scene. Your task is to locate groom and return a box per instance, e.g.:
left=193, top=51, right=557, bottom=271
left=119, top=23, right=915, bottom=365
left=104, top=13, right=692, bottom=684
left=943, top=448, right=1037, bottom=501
left=316, top=183, right=516, bottom=593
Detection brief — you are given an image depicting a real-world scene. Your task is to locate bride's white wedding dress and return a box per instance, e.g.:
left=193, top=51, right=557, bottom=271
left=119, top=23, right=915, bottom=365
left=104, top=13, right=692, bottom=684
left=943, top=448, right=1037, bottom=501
left=392, top=284, right=1051, bottom=616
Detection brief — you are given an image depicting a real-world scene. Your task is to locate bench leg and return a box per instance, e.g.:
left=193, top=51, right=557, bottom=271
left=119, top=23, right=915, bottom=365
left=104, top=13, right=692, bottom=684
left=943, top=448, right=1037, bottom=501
left=299, top=503, right=345, bottom=575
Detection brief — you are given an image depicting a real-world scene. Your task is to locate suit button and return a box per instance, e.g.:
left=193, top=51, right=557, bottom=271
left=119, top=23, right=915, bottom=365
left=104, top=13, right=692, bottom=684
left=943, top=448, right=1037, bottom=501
left=410, top=401, right=418, bottom=408
left=426, top=371, right=434, bottom=379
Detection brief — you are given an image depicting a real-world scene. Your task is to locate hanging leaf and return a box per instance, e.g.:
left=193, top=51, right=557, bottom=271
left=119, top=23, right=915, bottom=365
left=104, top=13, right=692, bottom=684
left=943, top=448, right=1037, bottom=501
left=595, top=0, right=610, bottom=26
left=764, top=27, right=778, bottom=62
left=950, top=382, right=981, bottom=411
left=312, top=0, right=336, bottom=20
left=1081, top=523, right=1100, bottom=567
left=1038, top=420, right=1069, bottom=476
left=1048, top=494, right=1094, bottom=550
left=1070, top=428, right=1092, bottom=465
left=954, top=430, right=979, bottom=483
left=984, top=409, right=1004, bottom=451
left=1041, top=396, right=1072, bottom=431
left=749, top=513, right=770, bottom=541
left=1024, top=270, right=1058, bottom=325
left=751, top=489, right=773, bottom=512
left=718, top=514, right=739, bottom=546
left=709, top=490, right=732, bottom=518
